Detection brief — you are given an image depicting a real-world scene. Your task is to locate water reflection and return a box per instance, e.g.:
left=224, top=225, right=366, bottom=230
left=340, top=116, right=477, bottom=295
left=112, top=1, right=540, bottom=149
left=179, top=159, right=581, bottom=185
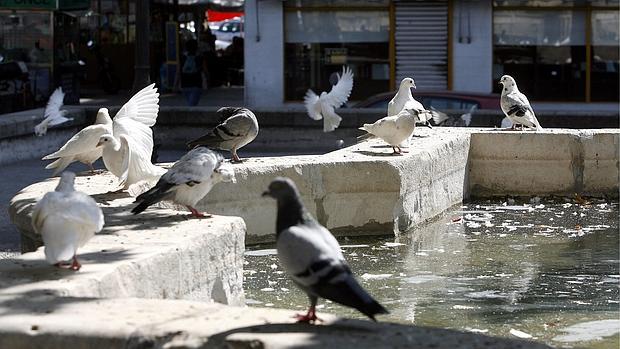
left=244, top=199, right=619, bottom=349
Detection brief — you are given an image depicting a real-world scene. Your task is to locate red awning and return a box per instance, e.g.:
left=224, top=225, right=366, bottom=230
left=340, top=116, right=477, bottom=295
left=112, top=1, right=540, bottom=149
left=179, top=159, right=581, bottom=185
left=207, top=10, right=243, bottom=22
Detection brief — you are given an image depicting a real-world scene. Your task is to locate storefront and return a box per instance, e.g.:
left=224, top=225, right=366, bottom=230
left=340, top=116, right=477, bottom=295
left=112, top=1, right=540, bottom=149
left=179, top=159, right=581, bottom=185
left=0, top=0, right=88, bottom=112
left=244, top=0, right=619, bottom=108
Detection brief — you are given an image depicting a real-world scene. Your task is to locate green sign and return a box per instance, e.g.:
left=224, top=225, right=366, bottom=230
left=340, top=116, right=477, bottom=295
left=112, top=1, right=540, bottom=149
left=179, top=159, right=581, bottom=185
left=0, top=0, right=89, bottom=10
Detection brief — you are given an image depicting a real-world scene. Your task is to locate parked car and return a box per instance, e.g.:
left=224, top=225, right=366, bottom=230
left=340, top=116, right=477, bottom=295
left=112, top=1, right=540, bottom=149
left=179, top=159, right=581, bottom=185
left=353, top=90, right=500, bottom=111
left=212, top=18, right=244, bottom=43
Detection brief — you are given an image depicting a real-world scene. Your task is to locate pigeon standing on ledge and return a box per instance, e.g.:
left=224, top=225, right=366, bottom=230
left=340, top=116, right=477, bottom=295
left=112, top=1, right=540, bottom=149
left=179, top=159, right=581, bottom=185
left=131, top=147, right=234, bottom=218
left=304, top=66, right=354, bottom=132
left=358, top=109, right=423, bottom=155
left=187, top=107, right=259, bottom=163
left=499, top=75, right=543, bottom=131
left=263, top=177, right=389, bottom=323
left=42, top=108, right=112, bottom=175
left=31, top=171, right=104, bottom=271
left=34, top=87, right=72, bottom=136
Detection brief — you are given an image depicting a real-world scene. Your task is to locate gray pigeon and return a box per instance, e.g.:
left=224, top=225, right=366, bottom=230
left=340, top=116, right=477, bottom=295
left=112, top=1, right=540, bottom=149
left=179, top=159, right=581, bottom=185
left=499, top=75, right=543, bottom=131
left=131, top=147, right=234, bottom=218
left=262, top=177, right=389, bottom=323
left=187, top=107, right=259, bottom=163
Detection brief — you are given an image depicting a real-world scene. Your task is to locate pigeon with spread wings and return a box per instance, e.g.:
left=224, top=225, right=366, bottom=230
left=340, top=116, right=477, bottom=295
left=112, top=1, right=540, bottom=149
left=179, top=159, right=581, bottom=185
left=304, top=66, right=354, bottom=132
left=34, top=87, right=73, bottom=136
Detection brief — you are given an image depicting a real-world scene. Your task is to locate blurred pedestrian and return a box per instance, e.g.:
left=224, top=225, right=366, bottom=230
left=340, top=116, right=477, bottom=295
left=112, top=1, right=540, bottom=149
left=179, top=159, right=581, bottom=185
left=180, top=39, right=205, bottom=106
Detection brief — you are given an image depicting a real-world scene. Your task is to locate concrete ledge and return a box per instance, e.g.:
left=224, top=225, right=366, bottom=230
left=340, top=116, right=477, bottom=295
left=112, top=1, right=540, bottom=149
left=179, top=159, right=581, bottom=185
left=0, top=295, right=552, bottom=349
left=468, top=129, right=620, bottom=197
left=5, top=173, right=245, bottom=305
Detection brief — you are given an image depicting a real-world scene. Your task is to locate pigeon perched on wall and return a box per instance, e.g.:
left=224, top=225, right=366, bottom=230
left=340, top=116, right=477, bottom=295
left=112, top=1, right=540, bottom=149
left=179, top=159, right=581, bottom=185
left=131, top=147, right=234, bottom=218
left=96, top=84, right=166, bottom=189
left=304, top=66, right=354, bottom=132
left=358, top=109, right=423, bottom=154
left=31, top=171, right=104, bottom=270
left=42, top=108, right=113, bottom=175
left=262, top=177, right=388, bottom=323
left=499, top=75, right=543, bottom=131
left=430, top=105, right=476, bottom=127
left=388, top=77, right=433, bottom=144
left=34, top=87, right=73, bottom=137
left=187, top=107, right=259, bottom=163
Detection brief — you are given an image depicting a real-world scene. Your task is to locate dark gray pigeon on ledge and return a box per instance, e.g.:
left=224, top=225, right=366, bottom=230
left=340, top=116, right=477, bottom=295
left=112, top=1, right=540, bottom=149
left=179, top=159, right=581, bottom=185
left=262, top=177, right=389, bottom=323
left=187, top=107, right=259, bottom=163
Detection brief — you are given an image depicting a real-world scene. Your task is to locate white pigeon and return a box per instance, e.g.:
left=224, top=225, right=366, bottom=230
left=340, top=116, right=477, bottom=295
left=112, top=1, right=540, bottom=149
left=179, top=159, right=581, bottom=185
left=96, top=84, right=166, bottom=189
left=499, top=75, right=543, bottom=131
left=131, top=147, right=234, bottom=218
left=186, top=107, right=259, bottom=163
left=31, top=171, right=104, bottom=270
left=431, top=105, right=477, bottom=127
left=42, top=108, right=113, bottom=175
left=34, top=87, right=73, bottom=136
left=304, top=66, right=354, bottom=132
left=387, top=77, right=433, bottom=146
left=358, top=109, right=424, bottom=154
left=262, top=177, right=388, bottom=323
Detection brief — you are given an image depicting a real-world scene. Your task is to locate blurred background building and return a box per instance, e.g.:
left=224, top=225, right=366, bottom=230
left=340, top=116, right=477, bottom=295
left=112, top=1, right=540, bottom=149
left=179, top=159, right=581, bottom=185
left=0, top=0, right=618, bottom=113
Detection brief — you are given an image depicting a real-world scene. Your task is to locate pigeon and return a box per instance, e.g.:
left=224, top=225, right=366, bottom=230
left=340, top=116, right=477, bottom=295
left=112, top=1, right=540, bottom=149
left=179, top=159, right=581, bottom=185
left=304, top=66, right=354, bottom=132
left=431, top=105, right=477, bottom=127
left=131, top=147, right=235, bottom=218
left=34, top=87, right=73, bottom=136
left=31, top=171, right=104, bottom=270
left=187, top=107, right=259, bottom=163
left=388, top=77, right=433, bottom=146
left=499, top=75, right=543, bottom=131
left=96, top=84, right=166, bottom=189
left=262, top=177, right=388, bottom=323
left=42, top=108, right=113, bottom=175
left=358, top=109, right=424, bottom=154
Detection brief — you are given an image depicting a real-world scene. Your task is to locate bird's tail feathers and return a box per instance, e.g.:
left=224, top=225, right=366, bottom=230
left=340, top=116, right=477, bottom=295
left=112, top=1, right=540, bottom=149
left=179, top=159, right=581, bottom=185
left=46, top=157, right=74, bottom=176
left=323, top=113, right=342, bottom=133
left=131, top=180, right=174, bottom=214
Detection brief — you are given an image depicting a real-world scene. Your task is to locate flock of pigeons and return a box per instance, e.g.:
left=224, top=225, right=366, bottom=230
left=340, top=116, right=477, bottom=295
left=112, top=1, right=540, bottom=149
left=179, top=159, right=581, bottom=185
left=28, top=71, right=542, bottom=323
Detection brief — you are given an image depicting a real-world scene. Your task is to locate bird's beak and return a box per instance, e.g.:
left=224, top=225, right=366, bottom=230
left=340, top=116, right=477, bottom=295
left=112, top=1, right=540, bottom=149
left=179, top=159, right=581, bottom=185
left=412, top=82, right=417, bottom=89
left=498, top=81, right=503, bottom=85
left=261, top=190, right=271, bottom=198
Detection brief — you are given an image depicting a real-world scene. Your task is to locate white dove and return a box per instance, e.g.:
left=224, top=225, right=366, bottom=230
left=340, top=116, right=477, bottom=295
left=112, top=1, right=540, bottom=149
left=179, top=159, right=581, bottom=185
left=304, top=66, right=354, bottom=132
left=358, top=108, right=424, bottom=154
left=499, top=75, right=543, bottom=131
left=388, top=77, right=433, bottom=146
left=42, top=108, right=113, bottom=175
left=131, top=147, right=234, bottom=218
left=31, top=171, right=104, bottom=270
left=34, top=87, right=73, bottom=136
left=96, top=84, right=165, bottom=189
left=431, top=105, right=477, bottom=127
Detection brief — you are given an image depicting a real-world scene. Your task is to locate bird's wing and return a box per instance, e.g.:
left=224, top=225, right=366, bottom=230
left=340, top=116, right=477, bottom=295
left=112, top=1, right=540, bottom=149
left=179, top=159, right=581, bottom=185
left=304, top=89, right=322, bottom=120
left=42, top=125, right=110, bottom=160
left=403, top=97, right=424, bottom=112
left=43, top=87, right=64, bottom=119
left=324, top=66, right=354, bottom=108
left=360, top=115, right=398, bottom=139
left=187, top=111, right=253, bottom=148
left=165, top=148, right=221, bottom=185
left=430, top=106, right=449, bottom=125
left=113, top=83, right=159, bottom=127
left=460, top=105, right=477, bottom=126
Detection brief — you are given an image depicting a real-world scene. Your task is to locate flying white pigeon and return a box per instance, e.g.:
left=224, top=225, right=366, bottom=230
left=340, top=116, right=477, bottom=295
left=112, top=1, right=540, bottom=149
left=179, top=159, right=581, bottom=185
left=96, top=84, right=166, bottom=189
left=42, top=108, right=113, bottom=175
left=304, top=66, right=354, bottom=132
left=358, top=109, right=424, bottom=154
left=34, top=87, right=73, bottom=136
left=499, top=75, right=543, bottom=131
left=262, top=177, right=389, bottom=323
left=31, top=171, right=104, bottom=270
left=186, top=107, right=259, bottom=163
left=431, top=105, right=477, bottom=127
left=131, top=147, right=234, bottom=218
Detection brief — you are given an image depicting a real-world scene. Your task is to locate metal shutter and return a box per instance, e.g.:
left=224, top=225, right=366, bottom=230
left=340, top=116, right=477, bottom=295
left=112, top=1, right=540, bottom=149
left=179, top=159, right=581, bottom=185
left=395, top=0, right=448, bottom=90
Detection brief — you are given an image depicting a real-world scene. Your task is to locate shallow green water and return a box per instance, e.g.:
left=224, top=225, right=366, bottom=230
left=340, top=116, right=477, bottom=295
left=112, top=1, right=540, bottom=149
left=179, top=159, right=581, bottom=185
left=244, top=199, right=619, bottom=349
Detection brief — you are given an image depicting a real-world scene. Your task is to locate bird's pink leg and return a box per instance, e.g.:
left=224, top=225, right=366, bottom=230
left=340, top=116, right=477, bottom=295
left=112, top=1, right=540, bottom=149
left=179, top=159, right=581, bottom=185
left=231, top=150, right=242, bottom=163
left=88, top=163, right=96, bottom=175
left=391, top=146, right=404, bottom=155
left=70, top=255, right=81, bottom=271
left=294, top=306, right=322, bottom=324
left=186, top=206, right=212, bottom=218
